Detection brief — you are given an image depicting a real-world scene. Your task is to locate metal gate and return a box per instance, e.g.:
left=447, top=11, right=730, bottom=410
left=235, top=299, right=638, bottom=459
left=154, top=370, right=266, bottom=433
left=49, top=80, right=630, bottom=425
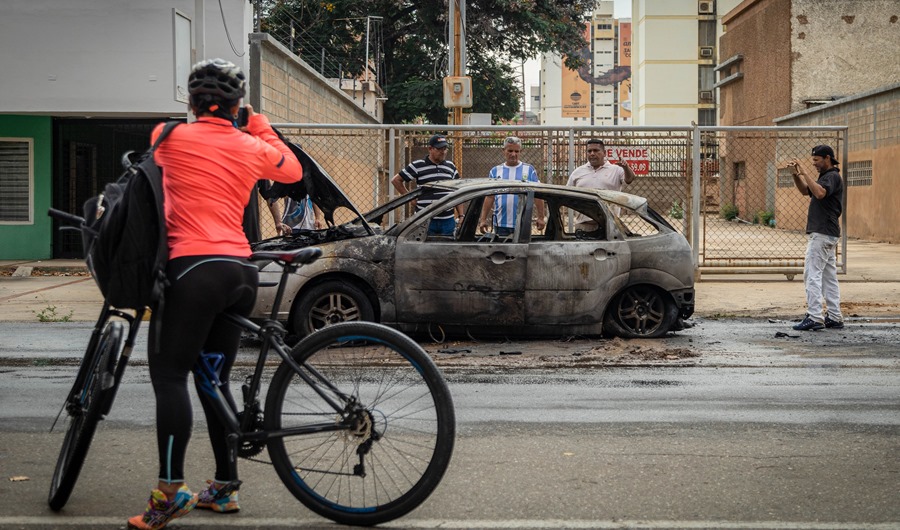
left=695, top=126, right=847, bottom=278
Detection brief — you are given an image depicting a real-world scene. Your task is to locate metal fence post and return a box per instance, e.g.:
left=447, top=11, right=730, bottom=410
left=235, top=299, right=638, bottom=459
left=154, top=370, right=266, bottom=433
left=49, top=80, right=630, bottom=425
left=841, top=127, right=848, bottom=274
left=691, top=124, right=701, bottom=269
left=388, top=127, right=396, bottom=226
left=567, top=129, right=576, bottom=231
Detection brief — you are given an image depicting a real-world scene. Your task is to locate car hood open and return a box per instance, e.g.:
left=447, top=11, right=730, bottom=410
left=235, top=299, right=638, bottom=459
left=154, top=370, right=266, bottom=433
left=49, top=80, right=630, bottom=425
left=263, top=129, right=368, bottom=229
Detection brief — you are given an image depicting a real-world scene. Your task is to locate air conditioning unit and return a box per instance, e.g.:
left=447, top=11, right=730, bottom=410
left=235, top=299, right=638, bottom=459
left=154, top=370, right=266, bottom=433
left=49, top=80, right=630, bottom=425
left=699, top=90, right=714, bottom=101
left=699, top=46, right=715, bottom=58
left=699, top=0, right=715, bottom=14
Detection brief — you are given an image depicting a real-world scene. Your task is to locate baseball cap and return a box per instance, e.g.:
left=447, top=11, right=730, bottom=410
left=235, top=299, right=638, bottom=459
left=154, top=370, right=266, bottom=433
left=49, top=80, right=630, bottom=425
left=428, top=134, right=449, bottom=149
left=811, top=144, right=838, bottom=164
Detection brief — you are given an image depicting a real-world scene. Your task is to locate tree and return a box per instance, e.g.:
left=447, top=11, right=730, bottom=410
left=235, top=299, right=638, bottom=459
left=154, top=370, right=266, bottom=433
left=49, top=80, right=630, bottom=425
left=258, top=0, right=593, bottom=123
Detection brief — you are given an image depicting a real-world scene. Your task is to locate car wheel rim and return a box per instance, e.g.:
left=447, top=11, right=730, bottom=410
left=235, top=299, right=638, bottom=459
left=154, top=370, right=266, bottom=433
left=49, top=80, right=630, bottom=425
left=616, top=287, right=665, bottom=335
left=308, top=292, right=362, bottom=331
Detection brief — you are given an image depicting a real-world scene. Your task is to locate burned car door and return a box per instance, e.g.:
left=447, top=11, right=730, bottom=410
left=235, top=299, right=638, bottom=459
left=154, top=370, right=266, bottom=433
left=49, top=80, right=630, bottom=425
left=524, top=194, right=631, bottom=326
left=393, top=193, right=527, bottom=326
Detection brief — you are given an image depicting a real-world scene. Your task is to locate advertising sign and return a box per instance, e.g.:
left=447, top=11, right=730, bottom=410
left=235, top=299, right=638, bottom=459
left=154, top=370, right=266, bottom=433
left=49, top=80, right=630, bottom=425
left=561, top=23, right=591, bottom=118
left=618, top=22, right=632, bottom=123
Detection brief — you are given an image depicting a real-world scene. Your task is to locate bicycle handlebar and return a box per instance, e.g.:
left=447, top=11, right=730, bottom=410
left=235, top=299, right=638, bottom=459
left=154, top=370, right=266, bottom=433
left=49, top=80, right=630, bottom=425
left=48, top=208, right=86, bottom=227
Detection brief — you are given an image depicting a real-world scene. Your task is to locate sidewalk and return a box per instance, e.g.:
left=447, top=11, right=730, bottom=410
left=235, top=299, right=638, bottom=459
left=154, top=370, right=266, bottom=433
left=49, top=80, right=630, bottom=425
left=1, top=238, right=899, bottom=322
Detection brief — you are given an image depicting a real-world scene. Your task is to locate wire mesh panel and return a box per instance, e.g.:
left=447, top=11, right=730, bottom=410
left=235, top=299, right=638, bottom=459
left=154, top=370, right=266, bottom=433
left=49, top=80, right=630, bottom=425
left=698, top=128, right=846, bottom=273
left=390, top=127, right=695, bottom=236
left=260, top=126, right=388, bottom=237
left=261, top=124, right=846, bottom=275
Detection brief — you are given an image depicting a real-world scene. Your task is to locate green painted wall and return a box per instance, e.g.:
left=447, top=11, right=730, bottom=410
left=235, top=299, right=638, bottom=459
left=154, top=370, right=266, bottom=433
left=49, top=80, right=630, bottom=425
left=0, top=115, right=53, bottom=259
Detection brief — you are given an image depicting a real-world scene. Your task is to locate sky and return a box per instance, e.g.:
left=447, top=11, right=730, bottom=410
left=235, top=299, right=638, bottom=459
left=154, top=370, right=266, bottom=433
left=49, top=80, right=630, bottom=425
left=520, top=0, right=632, bottom=111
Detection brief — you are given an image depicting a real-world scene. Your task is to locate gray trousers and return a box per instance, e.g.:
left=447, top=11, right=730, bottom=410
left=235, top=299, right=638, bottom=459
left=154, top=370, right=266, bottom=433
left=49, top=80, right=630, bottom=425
left=803, top=232, right=843, bottom=323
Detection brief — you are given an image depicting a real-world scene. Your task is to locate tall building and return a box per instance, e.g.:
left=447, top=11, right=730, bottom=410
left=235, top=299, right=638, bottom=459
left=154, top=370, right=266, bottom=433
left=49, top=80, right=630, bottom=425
left=539, top=1, right=631, bottom=126
left=631, top=0, right=742, bottom=125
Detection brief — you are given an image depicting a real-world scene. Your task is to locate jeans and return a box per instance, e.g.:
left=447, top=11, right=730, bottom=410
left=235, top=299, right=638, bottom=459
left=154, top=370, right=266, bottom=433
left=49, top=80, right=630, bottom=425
left=494, top=226, right=514, bottom=237
left=428, top=217, right=455, bottom=236
left=804, top=232, right=842, bottom=322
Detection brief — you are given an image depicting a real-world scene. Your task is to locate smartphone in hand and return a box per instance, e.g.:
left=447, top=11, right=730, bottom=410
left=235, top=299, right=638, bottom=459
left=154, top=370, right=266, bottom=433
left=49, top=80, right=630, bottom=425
left=236, top=107, right=249, bottom=128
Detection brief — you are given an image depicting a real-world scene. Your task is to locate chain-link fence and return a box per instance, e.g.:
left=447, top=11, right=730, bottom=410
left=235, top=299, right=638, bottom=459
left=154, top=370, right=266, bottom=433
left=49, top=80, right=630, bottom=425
left=265, top=124, right=848, bottom=276
left=698, top=127, right=846, bottom=277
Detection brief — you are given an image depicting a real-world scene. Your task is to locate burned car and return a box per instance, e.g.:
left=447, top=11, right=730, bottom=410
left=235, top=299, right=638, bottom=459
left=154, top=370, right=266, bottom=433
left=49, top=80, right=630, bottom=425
left=252, top=148, right=695, bottom=339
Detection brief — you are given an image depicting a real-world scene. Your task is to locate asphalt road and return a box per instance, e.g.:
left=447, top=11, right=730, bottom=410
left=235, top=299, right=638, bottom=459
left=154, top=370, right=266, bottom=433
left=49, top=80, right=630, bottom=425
left=1, top=320, right=899, bottom=529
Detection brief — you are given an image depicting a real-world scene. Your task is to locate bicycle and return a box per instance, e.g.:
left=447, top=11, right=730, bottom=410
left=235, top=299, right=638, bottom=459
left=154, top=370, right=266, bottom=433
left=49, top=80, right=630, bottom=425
left=46, top=208, right=456, bottom=526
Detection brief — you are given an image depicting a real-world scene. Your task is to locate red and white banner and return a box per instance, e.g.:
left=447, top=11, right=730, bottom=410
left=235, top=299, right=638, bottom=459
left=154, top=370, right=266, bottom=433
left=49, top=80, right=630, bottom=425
left=607, top=146, right=650, bottom=175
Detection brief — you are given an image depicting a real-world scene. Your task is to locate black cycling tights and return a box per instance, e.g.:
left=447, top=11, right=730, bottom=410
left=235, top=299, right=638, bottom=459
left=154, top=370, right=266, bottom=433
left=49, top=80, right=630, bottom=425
left=148, top=256, right=258, bottom=485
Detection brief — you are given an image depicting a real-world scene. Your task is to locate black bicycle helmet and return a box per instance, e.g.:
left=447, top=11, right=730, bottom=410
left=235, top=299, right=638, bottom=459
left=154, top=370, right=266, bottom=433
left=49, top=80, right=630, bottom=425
left=188, top=58, right=246, bottom=102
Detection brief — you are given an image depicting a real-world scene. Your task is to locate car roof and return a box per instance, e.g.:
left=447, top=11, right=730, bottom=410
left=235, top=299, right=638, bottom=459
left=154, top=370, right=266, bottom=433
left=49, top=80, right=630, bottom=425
left=424, top=178, right=649, bottom=211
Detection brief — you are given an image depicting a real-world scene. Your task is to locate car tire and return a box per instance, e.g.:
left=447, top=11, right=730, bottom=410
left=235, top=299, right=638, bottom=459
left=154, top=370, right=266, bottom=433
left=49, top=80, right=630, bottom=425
left=603, top=285, right=678, bottom=338
left=292, top=280, right=375, bottom=336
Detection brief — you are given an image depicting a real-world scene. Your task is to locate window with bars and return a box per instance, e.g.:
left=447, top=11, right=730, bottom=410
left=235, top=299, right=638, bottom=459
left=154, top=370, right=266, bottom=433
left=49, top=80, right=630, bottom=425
left=846, top=160, right=873, bottom=187
left=0, top=139, right=33, bottom=223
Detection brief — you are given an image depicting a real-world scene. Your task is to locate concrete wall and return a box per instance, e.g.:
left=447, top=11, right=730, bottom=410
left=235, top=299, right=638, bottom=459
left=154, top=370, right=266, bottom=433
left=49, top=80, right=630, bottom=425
left=0, top=0, right=250, bottom=117
left=249, top=34, right=379, bottom=126
left=790, top=0, right=900, bottom=113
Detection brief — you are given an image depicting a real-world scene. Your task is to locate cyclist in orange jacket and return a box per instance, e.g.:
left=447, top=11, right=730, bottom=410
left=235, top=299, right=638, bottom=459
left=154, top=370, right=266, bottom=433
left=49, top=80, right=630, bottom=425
left=128, top=58, right=301, bottom=530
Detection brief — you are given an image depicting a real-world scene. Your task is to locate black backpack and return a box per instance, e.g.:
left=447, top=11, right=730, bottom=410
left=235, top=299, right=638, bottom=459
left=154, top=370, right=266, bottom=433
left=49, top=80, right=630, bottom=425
left=82, top=121, right=181, bottom=310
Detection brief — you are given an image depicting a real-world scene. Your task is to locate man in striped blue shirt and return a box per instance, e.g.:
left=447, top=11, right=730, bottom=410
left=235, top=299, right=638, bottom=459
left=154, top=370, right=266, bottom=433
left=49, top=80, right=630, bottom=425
left=478, top=136, right=546, bottom=236
left=391, top=134, right=462, bottom=236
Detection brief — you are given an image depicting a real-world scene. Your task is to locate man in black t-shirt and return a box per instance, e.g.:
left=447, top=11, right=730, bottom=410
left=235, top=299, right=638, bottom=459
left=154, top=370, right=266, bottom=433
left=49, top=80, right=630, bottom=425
left=786, top=144, right=844, bottom=331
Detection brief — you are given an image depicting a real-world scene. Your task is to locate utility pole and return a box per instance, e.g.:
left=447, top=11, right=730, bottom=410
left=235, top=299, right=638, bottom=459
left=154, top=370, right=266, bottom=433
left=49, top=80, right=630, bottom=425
left=447, top=0, right=467, bottom=172
left=521, top=59, right=526, bottom=122
left=590, top=13, right=595, bottom=127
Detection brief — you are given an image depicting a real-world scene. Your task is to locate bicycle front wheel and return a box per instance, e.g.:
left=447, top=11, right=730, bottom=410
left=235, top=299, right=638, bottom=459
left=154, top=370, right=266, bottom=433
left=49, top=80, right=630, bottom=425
left=48, top=321, right=124, bottom=511
left=265, top=321, right=455, bottom=526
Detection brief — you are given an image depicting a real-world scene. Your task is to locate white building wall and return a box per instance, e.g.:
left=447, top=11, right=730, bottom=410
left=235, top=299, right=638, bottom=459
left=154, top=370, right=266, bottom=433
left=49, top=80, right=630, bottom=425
left=539, top=53, right=566, bottom=125
left=0, top=0, right=251, bottom=117
left=631, top=0, right=742, bottom=125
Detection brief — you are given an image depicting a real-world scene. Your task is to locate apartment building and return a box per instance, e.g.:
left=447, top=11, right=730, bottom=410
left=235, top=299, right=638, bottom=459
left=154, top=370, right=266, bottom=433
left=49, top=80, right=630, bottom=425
left=539, top=2, right=627, bottom=126
left=630, top=0, right=742, bottom=125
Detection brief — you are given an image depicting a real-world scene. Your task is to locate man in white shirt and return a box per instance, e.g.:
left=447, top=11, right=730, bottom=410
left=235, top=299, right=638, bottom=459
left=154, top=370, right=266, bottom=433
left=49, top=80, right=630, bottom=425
left=566, top=138, right=635, bottom=228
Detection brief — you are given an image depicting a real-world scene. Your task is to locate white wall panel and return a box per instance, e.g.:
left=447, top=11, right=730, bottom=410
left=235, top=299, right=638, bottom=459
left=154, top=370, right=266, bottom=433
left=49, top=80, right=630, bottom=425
left=0, top=0, right=250, bottom=116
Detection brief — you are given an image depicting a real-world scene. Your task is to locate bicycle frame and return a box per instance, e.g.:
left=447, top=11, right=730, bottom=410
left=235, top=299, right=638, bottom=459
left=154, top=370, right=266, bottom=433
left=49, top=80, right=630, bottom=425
left=190, top=252, right=358, bottom=457
left=52, top=304, right=144, bottom=430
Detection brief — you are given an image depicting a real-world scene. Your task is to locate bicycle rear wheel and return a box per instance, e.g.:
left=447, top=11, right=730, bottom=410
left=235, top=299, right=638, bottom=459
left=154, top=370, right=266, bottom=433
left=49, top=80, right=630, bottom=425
left=48, top=321, right=124, bottom=511
left=265, top=321, right=455, bottom=526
